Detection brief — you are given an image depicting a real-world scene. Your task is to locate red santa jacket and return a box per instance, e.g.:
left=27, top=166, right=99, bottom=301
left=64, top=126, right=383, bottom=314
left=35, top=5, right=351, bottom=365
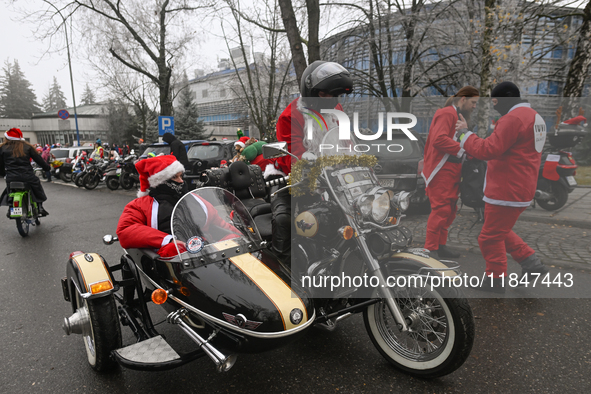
left=460, top=103, right=546, bottom=207
left=116, top=193, right=239, bottom=251
left=276, top=97, right=343, bottom=175
left=421, top=105, right=465, bottom=186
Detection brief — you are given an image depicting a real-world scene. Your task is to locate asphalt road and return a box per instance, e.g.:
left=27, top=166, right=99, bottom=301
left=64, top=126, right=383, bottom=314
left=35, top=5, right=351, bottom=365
left=0, top=179, right=590, bottom=393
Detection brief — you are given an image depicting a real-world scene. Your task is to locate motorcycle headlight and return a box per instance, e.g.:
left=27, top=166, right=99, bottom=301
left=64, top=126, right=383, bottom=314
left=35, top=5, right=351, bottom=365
left=356, top=187, right=392, bottom=224
left=393, top=191, right=411, bottom=212
left=371, top=190, right=391, bottom=223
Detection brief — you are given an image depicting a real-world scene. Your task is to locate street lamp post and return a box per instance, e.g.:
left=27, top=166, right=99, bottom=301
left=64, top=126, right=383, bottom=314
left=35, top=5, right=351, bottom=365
left=46, top=2, right=80, bottom=146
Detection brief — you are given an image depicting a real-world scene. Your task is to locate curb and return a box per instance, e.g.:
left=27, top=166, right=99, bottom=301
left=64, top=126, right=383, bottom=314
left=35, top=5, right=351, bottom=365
left=517, top=215, right=591, bottom=230
left=412, top=238, right=591, bottom=272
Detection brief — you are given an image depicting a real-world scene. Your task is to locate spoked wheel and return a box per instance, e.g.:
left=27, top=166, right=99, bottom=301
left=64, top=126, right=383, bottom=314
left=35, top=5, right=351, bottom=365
left=74, top=289, right=121, bottom=372
left=119, top=172, right=134, bottom=190
left=364, top=285, right=474, bottom=379
left=106, top=176, right=119, bottom=190
left=536, top=180, right=568, bottom=211
left=84, top=173, right=100, bottom=190
left=16, top=199, right=29, bottom=237
left=16, top=217, right=29, bottom=237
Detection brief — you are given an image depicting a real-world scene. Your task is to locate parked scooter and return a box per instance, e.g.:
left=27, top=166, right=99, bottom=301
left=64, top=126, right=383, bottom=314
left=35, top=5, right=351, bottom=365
left=104, top=161, right=122, bottom=190
left=535, top=123, right=586, bottom=211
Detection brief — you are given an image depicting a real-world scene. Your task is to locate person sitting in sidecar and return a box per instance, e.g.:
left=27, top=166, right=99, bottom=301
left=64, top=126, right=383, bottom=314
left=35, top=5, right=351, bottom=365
left=116, top=155, right=240, bottom=257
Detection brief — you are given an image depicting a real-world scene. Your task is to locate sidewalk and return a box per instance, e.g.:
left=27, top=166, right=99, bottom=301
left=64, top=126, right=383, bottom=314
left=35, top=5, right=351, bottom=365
left=404, top=186, right=591, bottom=270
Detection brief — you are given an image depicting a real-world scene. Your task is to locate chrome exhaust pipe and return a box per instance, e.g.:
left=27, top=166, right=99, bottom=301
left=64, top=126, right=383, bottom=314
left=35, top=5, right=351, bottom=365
left=168, top=309, right=237, bottom=372
left=63, top=307, right=91, bottom=336
left=535, top=190, right=552, bottom=201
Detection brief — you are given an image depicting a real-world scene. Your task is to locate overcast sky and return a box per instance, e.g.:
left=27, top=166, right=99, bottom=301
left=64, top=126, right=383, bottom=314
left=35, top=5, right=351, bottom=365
left=0, top=2, right=229, bottom=109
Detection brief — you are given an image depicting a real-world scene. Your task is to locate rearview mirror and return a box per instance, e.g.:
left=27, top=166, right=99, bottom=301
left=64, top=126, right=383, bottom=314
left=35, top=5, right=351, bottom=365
left=262, top=142, right=289, bottom=159
left=103, top=235, right=119, bottom=245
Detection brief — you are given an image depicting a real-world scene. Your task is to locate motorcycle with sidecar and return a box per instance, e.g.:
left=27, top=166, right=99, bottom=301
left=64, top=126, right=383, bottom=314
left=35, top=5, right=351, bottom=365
left=61, top=137, right=475, bottom=378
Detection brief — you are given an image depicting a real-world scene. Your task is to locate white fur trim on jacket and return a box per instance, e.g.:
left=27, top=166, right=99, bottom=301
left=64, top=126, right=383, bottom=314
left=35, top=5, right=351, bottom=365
left=263, top=163, right=286, bottom=179
left=147, top=161, right=185, bottom=190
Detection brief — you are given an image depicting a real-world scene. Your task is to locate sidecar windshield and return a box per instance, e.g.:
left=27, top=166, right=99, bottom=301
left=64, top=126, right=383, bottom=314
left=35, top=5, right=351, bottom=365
left=171, top=187, right=264, bottom=263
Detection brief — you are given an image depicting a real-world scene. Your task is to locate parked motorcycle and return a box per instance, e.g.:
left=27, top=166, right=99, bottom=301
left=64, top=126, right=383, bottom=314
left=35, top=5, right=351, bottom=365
left=535, top=123, right=586, bottom=211
left=82, top=159, right=111, bottom=190
left=119, top=154, right=139, bottom=190
left=61, top=133, right=475, bottom=379
left=4, top=181, right=41, bottom=237
left=104, top=161, right=122, bottom=190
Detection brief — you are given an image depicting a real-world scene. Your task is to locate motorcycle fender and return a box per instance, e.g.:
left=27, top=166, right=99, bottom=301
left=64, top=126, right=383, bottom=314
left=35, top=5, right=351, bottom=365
left=384, top=252, right=460, bottom=277
left=7, top=191, right=26, bottom=218
left=64, top=252, right=115, bottom=310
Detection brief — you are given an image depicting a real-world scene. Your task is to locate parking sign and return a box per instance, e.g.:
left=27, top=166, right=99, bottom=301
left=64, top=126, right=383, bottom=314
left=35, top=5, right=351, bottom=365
left=158, top=116, right=175, bottom=135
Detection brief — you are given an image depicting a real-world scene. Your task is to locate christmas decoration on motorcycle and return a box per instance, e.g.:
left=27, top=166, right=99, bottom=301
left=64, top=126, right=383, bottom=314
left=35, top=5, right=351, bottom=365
left=290, top=154, right=378, bottom=196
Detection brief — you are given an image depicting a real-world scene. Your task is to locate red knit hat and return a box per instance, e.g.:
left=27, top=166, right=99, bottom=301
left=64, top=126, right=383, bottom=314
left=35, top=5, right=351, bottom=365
left=135, top=155, right=185, bottom=197
left=4, top=128, right=24, bottom=141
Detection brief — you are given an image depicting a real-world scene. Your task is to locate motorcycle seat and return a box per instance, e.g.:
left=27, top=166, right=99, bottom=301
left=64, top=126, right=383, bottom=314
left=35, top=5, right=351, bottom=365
left=8, top=182, right=28, bottom=190
left=253, top=212, right=273, bottom=241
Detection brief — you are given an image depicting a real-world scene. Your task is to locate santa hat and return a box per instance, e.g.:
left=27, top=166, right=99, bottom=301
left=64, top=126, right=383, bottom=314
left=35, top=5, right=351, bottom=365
left=234, top=136, right=250, bottom=150
left=4, top=128, right=24, bottom=141
left=135, top=155, right=185, bottom=198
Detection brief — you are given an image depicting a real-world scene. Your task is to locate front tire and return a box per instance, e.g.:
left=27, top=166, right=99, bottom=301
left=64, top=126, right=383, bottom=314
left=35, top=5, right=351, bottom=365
left=60, top=169, right=72, bottom=182
left=75, top=173, right=85, bottom=187
left=119, top=172, right=134, bottom=190
left=84, top=173, right=100, bottom=190
left=364, top=285, right=474, bottom=378
left=74, top=291, right=121, bottom=372
left=106, top=176, right=119, bottom=190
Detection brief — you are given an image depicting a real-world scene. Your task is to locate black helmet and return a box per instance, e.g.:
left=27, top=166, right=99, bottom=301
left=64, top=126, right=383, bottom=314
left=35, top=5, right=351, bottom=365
left=301, top=61, right=353, bottom=97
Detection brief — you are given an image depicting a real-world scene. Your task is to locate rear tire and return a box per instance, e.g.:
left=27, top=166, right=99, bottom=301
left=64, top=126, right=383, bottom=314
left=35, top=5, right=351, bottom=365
left=106, top=176, right=119, bottom=190
left=60, top=169, right=72, bottom=182
left=536, top=180, right=568, bottom=211
left=75, top=173, right=85, bottom=187
left=74, top=290, right=121, bottom=372
left=16, top=218, right=29, bottom=237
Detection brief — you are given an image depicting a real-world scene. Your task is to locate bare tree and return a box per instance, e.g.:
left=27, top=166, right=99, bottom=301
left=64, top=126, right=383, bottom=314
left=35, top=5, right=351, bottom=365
left=26, top=0, right=211, bottom=116
left=221, top=0, right=295, bottom=141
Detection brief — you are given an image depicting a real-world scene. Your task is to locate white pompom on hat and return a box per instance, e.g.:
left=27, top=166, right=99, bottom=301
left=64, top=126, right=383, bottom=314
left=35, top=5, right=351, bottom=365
left=4, top=128, right=24, bottom=141
left=135, top=155, right=185, bottom=198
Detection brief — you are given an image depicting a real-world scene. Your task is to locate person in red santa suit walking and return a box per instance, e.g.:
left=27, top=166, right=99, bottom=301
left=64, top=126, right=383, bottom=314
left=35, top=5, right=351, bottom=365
left=116, top=155, right=239, bottom=257
left=272, top=61, right=353, bottom=261
left=421, top=86, right=479, bottom=260
left=456, top=81, right=549, bottom=293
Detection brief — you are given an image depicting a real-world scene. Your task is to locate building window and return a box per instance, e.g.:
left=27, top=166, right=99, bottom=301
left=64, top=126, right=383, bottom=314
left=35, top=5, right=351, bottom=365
left=220, top=88, right=226, bottom=97
left=202, top=89, right=208, bottom=98
left=548, top=81, right=560, bottom=95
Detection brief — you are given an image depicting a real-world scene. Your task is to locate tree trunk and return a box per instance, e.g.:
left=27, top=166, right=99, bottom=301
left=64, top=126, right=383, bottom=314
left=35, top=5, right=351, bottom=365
left=476, top=0, right=496, bottom=138
left=278, top=0, right=308, bottom=87
left=561, top=0, right=591, bottom=119
left=306, top=0, right=320, bottom=63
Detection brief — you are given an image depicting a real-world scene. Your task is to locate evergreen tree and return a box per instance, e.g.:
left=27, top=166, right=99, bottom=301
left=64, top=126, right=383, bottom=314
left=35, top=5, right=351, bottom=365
left=0, top=59, right=41, bottom=118
left=81, top=83, right=96, bottom=105
left=42, top=76, right=68, bottom=112
left=174, top=72, right=209, bottom=140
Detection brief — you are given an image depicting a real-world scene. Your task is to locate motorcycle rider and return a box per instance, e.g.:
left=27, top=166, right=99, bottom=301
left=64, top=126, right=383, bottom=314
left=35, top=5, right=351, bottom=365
left=421, top=86, right=479, bottom=260
left=456, top=81, right=549, bottom=292
left=0, top=128, right=51, bottom=216
left=272, top=61, right=353, bottom=262
left=116, top=155, right=239, bottom=257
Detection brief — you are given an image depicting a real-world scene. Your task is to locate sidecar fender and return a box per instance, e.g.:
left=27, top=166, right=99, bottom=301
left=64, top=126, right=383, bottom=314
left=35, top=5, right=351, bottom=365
left=384, top=251, right=461, bottom=277
left=63, top=252, right=115, bottom=310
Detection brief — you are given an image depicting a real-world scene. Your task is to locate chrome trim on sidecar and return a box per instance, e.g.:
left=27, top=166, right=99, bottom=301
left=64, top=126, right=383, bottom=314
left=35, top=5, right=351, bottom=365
left=135, top=265, right=316, bottom=339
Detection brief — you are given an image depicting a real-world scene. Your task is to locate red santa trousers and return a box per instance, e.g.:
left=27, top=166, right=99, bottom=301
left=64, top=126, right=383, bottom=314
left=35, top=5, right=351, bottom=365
left=424, top=164, right=461, bottom=251
left=479, top=203, right=536, bottom=277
